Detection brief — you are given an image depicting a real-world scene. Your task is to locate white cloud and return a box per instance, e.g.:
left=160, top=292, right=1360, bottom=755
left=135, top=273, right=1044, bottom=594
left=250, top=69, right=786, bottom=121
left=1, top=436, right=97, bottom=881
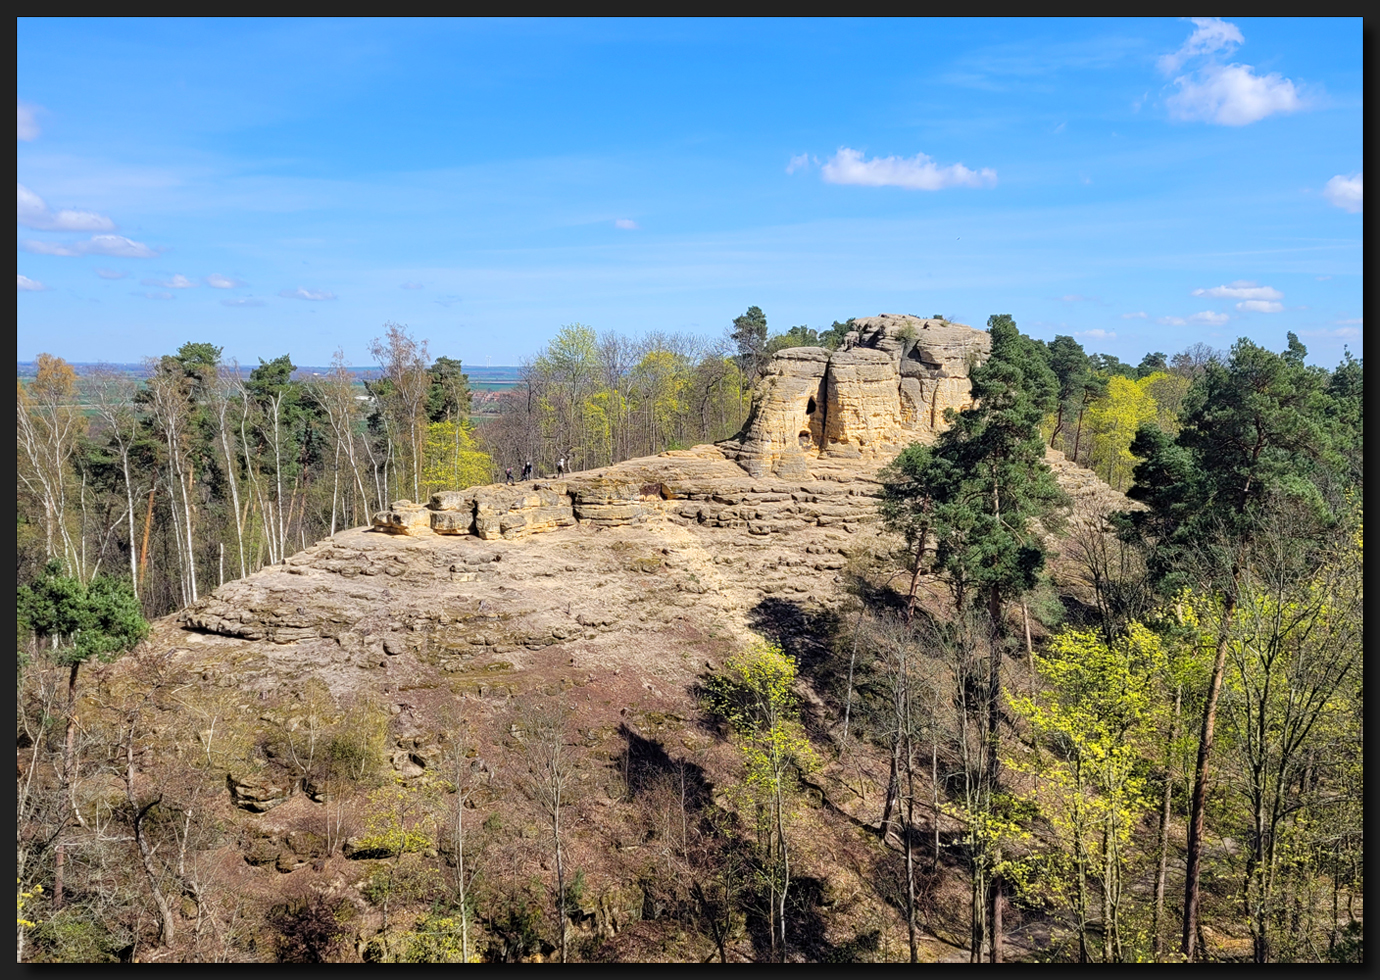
left=1157, top=316, right=1187, bottom=326
left=1157, top=17, right=1244, bottom=75
left=17, top=183, right=116, bottom=232
left=206, top=273, right=245, bottom=289
left=821, top=147, right=997, bottom=191
left=95, top=268, right=128, bottom=280
left=1315, top=275, right=1333, bottom=281
left=1167, top=63, right=1302, bottom=126
left=1120, top=312, right=1148, bottom=320
left=17, top=99, right=40, bottom=141
left=17, top=274, right=44, bottom=291
left=785, top=153, right=811, bottom=175
left=222, top=297, right=265, bottom=308
left=135, top=290, right=174, bottom=301
left=614, top=218, right=639, bottom=230
left=279, top=287, right=335, bottom=301
left=1075, top=329, right=1115, bottom=339
left=1192, top=281, right=1283, bottom=301
left=1059, top=294, right=1089, bottom=303
left=141, top=274, right=195, bottom=289
left=1323, top=173, right=1362, bottom=213
left=1336, top=318, right=1362, bottom=325
left=22, top=234, right=156, bottom=259
left=399, top=281, right=424, bottom=290
left=1236, top=300, right=1283, bottom=313
left=1189, top=310, right=1230, bottom=325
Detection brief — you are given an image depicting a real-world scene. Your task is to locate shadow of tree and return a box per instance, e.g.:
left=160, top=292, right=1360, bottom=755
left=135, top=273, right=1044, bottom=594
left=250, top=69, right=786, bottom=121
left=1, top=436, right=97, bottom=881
left=616, top=722, right=713, bottom=811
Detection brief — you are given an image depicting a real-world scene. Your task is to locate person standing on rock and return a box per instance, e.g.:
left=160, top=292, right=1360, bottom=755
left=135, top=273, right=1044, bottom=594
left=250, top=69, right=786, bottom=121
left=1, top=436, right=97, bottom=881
left=557, top=457, right=565, bottom=477
left=522, top=460, right=532, bottom=481
left=505, top=465, right=514, bottom=485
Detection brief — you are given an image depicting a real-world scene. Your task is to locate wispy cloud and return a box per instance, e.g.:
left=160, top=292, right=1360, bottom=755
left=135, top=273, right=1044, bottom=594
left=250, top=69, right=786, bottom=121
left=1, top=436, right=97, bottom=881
left=785, top=153, right=811, bottom=175
left=1157, top=17, right=1243, bottom=75
left=141, top=274, right=196, bottom=289
left=1236, top=300, right=1283, bottom=313
left=614, top=218, right=639, bottom=230
left=221, top=296, right=265, bottom=307
left=134, top=290, right=174, bottom=301
left=17, top=99, right=40, bottom=141
left=1323, top=173, right=1362, bottom=213
left=399, top=281, right=424, bottom=290
left=1157, top=316, right=1187, bottom=326
left=95, top=268, right=128, bottom=280
left=1160, top=18, right=1304, bottom=126
left=1189, top=310, right=1230, bottom=325
left=17, top=183, right=116, bottom=232
left=22, top=234, right=157, bottom=259
left=821, top=147, right=997, bottom=191
left=434, top=294, right=462, bottom=308
left=1075, top=328, right=1115, bottom=339
left=17, top=274, right=44, bottom=291
left=1059, top=294, right=1091, bottom=303
left=1120, top=311, right=1148, bottom=319
left=278, top=287, right=335, bottom=301
left=206, top=273, right=245, bottom=289
left=1192, top=281, right=1282, bottom=301
left=1336, top=318, right=1362, bottom=325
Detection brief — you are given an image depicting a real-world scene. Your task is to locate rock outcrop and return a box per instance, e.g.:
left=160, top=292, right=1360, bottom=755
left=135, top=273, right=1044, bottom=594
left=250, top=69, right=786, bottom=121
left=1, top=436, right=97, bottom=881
left=719, top=314, right=990, bottom=478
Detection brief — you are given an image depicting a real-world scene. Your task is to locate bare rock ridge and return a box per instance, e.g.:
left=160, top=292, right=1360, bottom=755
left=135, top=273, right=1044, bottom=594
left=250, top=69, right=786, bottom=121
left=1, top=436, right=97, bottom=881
left=175, top=316, right=1004, bottom=681
left=720, top=313, right=991, bottom=478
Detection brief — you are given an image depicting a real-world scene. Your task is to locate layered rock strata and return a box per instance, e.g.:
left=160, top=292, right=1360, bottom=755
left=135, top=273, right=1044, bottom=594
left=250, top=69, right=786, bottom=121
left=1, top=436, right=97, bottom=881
left=719, top=313, right=991, bottom=478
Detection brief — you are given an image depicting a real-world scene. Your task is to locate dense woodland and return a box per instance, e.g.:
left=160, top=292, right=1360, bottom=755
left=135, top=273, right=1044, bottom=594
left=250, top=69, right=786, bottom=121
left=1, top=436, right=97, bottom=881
left=16, top=311, right=1363, bottom=962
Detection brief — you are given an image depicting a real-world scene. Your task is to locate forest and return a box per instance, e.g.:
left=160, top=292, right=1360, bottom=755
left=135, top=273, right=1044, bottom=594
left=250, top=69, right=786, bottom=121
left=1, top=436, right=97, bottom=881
left=16, top=311, right=1363, bottom=963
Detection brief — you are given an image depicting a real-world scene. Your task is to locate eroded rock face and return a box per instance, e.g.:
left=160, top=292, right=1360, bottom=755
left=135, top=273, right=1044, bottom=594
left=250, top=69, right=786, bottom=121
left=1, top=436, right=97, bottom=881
left=720, top=314, right=991, bottom=478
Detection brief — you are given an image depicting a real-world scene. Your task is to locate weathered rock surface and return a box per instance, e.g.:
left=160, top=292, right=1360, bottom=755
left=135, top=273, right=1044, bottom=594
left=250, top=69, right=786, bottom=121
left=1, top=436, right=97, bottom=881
left=720, top=314, right=991, bottom=478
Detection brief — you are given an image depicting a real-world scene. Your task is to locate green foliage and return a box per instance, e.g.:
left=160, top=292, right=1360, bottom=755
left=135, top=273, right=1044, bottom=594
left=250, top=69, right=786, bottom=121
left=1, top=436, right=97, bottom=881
left=765, top=324, right=822, bottom=354
left=421, top=419, right=493, bottom=495
left=1127, top=333, right=1355, bottom=596
left=353, top=783, right=437, bottom=859
left=1007, top=622, right=1170, bottom=961
left=17, top=560, right=147, bottom=666
left=882, top=314, right=1066, bottom=614
left=730, top=305, right=769, bottom=377
left=395, top=910, right=479, bottom=963
left=28, top=908, right=122, bottom=963
left=426, top=355, right=472, bottom=423
left=325, top=698, right=391, bottom=786
left=361, top=856, right=445, bottom=907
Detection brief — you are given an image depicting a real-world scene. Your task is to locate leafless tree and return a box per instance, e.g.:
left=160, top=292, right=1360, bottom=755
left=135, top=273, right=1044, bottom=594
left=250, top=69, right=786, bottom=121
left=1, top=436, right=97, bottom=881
left=514, top=702, right=578, bottom=963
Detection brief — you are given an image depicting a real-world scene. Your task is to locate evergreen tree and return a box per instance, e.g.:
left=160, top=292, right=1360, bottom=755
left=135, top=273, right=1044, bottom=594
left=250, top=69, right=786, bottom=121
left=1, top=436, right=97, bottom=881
left=18, top=561, right=148, bottom=910
left=878, top=313, right=1066, bottom=961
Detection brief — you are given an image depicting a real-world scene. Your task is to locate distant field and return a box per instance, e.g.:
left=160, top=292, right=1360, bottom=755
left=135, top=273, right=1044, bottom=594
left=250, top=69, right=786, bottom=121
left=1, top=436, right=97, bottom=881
left=18, top=361, right=522, bottom=391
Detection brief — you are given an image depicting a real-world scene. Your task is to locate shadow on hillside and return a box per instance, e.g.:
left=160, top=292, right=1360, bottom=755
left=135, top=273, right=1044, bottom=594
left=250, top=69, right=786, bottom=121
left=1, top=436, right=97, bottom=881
left=616, top=723, right=713, bottom=810
left=746, top=597, right=846, bottom=739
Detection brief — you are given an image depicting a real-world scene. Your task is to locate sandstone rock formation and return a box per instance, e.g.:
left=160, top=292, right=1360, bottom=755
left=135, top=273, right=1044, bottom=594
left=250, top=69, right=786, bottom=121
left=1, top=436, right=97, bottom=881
left=719, top=314, right=991, bottom=478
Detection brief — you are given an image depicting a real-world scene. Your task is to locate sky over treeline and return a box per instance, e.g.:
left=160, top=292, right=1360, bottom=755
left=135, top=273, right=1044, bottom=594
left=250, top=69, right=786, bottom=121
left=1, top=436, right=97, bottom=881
left=17, top=17, right=1362, bottom=367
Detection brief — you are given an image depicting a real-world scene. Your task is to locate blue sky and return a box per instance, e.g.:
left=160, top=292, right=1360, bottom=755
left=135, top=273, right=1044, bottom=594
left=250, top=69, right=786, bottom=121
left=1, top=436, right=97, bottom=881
left=17, top=17, right=1363, bottom=368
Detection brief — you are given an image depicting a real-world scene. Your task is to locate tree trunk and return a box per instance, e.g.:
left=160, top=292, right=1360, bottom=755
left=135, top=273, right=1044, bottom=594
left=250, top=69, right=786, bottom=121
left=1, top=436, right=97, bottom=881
left=1153, top=685, right=1182, bottom=957
left=125, top=719, right=175, bottom=945
left=1183, top=594, right=1236, bottom=961
left=52, top=661, right=81, bottom=911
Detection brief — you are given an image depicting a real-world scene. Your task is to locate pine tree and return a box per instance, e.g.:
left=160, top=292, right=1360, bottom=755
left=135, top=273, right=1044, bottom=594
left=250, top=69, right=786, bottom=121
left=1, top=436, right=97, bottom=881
left=879, top=313, right=1065, bottom=961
